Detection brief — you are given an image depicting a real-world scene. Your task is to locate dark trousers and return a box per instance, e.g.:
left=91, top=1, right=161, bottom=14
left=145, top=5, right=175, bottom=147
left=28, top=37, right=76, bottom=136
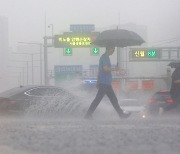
left=85, top=84, right=123, bottom=117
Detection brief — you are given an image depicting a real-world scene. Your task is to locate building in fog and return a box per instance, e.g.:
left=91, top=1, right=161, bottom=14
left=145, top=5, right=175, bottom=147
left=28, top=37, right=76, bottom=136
left=0, top=16, right=9, bottom=92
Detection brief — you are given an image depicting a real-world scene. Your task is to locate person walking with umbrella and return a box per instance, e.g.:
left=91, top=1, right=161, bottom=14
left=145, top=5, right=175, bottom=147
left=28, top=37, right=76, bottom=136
left=84, top=44, right=131, bottom=119
left=84, top=29, right=144, bottom=119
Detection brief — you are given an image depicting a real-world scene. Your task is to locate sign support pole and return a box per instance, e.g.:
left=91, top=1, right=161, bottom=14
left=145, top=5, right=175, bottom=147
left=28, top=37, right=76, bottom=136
left=44, top=36, right=49, bottom=85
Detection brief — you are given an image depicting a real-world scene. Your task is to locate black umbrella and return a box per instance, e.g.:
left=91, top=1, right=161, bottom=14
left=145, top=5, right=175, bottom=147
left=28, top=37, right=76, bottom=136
left=92, top=29, right=145, bottom=68
left=168, top=61, right=180, bottom=68
left=92, top=29, right=145, bottom=47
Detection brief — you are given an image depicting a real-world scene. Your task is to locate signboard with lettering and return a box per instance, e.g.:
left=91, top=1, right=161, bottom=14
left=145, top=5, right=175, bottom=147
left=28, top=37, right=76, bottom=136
left=54, top=65, right=83, bottom=84
left=54, top=32, right=100, bottom=48
left=129, top=48, right=161, bottom=61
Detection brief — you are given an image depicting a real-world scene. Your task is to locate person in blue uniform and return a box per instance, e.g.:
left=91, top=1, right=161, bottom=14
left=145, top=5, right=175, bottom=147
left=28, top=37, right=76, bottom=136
left=84, top=45, right=131, bottom=119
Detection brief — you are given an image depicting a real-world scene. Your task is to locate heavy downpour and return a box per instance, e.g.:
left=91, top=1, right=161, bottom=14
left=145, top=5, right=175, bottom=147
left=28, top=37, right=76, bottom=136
left=0, top=0, right=180, bottom=154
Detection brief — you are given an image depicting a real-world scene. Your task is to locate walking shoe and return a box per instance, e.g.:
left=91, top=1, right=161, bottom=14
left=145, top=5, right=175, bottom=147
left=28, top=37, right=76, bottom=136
left=120, top=111, right=131, bottom=119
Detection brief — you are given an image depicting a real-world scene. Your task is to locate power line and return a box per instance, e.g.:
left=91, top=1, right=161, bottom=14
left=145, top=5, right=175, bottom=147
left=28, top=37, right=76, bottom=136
left=149, top=37, right=180, bottom=46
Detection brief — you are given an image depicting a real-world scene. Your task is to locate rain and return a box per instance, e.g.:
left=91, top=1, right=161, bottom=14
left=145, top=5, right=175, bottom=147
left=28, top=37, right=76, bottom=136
left=0, top=0, right=180, bottom=154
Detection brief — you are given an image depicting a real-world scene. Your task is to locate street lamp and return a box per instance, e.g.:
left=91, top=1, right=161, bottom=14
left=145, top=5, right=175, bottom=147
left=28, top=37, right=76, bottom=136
left=48, top=24, right=54, bottom=45
left=18, top=42, right=43, bottom=85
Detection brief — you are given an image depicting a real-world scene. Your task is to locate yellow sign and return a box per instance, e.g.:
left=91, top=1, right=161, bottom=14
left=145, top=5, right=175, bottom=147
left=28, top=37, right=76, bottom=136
left=54, top=32, right=100, bottom=48
left=58, top=36, right=91, bottom=46
left=134, top=50, right=145, bottom=57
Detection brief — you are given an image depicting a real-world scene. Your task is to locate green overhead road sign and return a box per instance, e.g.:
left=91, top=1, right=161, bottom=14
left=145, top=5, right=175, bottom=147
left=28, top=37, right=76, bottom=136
left=130, top=47, right=180, bottom=61
left=130, top=48, right=161, bottom=61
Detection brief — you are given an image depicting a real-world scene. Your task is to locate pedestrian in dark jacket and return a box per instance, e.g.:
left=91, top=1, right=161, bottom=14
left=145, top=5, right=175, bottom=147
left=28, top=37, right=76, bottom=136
left=164, top=66, right=180, bottom=111
left=84, top=45, right=131, bottom=119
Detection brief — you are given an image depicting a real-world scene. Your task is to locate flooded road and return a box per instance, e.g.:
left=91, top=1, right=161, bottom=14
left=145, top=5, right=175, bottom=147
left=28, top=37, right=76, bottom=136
left=0, top=116, right=180, bottom=154
left=0, top=85, right=179, bottom=154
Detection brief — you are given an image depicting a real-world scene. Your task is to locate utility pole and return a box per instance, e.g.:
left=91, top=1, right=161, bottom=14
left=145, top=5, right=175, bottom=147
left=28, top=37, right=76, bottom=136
left=10, top=60, right=30, bottom=85
left=18, top=42, right=43, bottom=85
left=12, top=52, right=39, bottom=85
left=9, top=67, right=24, bottom=85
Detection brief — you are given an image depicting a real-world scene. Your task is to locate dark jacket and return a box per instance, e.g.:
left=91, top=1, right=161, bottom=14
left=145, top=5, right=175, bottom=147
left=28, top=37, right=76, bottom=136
left=170, top=68, right=180, bottom=99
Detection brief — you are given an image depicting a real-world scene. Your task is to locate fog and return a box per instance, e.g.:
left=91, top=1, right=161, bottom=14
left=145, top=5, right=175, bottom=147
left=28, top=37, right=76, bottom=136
left=1, top=0, right=179, bottom=45
left=1, top=1, right=180, bottom=153
left=0, top=0, right=180, bottom=91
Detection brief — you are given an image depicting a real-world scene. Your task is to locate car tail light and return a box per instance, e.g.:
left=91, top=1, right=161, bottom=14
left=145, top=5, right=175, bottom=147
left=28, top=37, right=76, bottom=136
left=149, top=99, right=155, bottom=103
left=166, top=99, right=174, bottom=103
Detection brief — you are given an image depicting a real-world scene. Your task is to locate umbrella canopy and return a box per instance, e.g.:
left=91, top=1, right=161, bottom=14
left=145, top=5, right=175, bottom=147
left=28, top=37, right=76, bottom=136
left=93, top=29, right=145, bottom=47
left=168, top=61, right=180, bottom=68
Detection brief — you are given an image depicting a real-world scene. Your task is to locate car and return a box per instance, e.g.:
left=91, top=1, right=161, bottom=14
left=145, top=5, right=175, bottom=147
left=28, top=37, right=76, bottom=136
left=0, top=97, right=16, bottom=114
left=119, top=98, right=147, bottom=118
left=80, top=77, right=97, bottom=92
left=0, top=85, right=86, bottom=116
left=148, top=90, right=174, bottom=115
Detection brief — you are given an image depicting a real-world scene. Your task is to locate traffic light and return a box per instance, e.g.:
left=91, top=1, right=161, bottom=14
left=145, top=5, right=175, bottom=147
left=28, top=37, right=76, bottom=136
left=64, top=48, right=72, bottom=56
left=91, top=47, right=100, bottom=55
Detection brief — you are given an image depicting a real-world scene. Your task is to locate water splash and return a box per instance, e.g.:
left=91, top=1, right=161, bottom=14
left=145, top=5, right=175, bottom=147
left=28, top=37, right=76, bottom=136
left=23, top=86, right=88, bottom=118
